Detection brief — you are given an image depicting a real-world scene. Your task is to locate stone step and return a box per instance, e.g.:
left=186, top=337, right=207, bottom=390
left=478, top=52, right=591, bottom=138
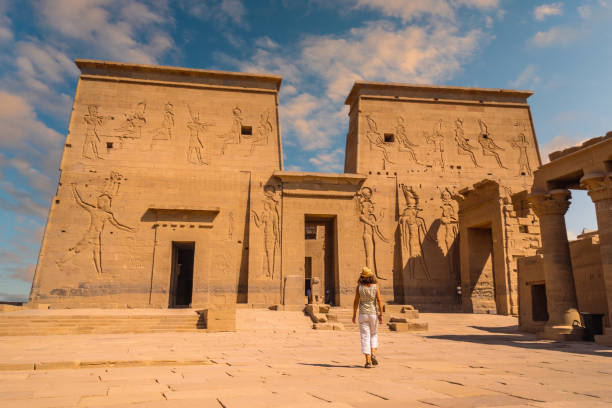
left=0, top=312, right=205, bottom=336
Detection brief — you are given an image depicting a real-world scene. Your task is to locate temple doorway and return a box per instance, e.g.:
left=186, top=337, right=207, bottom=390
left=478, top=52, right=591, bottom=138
left=304, top=217, right=337, bottom=305
left=467, top=227, right=497, bottom=313
left=169, top=242, right=195, bottom=308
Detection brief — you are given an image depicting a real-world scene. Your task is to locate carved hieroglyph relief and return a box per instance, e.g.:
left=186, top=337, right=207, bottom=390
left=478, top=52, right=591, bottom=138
left=357, top=186, right=390, bottom=280
left=186, top=105, right=211, bottom=165
left=252, top=185, right=281, bottom=279
left=438, top=187, right=459, bottom=280
left=398, top=184, right=431, bottom=280
left=82, top=105, right=112, bottom=160
left=425, top=119, right=447, bottom=169
left=511, top=121, right=532, bottom=176
left=424, top=119, right=446, bottom=169
left=220, top=107, right=272, bottom=155
left=364, top=114, right=394, bottom=168
left=454, top=118, right=480, bottom=168
left=57, top=172, right=134, bottom=276
left=153, top=102, right=175, bottom=141
left=114, top=102, right=147, bottom=139
left=396, top=117, right=422, bottom=165
left=220, top=107, right=244, bottom=154
left=477, top=119, right=506, bottom=169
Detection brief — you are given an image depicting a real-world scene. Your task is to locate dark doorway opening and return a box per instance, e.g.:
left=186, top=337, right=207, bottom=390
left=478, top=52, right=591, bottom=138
left=169, top=242, right=195, bottom=308
left=305, top=256, right=312, bottom=297
left=304, top=217, right=337, bottom=305
left=531, top=284, right=549, bottom=322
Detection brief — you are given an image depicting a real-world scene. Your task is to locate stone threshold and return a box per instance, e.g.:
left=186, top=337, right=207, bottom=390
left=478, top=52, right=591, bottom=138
left=0, top=358, right=215, bottom=371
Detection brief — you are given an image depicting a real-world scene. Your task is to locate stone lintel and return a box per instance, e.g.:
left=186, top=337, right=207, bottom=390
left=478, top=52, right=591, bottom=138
left=345, top=81, right=533, bottom=107
left=75, top=59, right=282, bottom=92
left=273, top=171, right=366, bottom=185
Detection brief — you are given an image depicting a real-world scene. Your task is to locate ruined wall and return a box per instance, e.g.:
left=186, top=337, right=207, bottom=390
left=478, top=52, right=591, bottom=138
left=30, top=61, right=281, bottom=307
left=517, top=255, right=547, bottom=333
left=569, top=232, right=609, bottom=325
left=457, top=181, right=541, bottom=315
left=344, top=84, right=541, bottom=310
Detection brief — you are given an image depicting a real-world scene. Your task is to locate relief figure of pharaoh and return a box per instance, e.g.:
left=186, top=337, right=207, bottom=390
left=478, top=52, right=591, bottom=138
left=358, top=187, right=389, bottom=280
left=399, top=185, right=432, bottom=280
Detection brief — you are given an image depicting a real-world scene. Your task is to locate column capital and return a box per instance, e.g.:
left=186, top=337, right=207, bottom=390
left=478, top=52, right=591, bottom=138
left=580, top=172, right=612, bottom=202
left=528, top=189, right=571, bottom=217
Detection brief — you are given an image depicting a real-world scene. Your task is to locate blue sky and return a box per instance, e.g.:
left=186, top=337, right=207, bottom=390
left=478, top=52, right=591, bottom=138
left=0, top=0, right=609, bottom=301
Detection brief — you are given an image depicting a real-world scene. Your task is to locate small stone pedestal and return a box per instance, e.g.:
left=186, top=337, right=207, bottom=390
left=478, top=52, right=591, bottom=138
left=385, top=305, right=428, bottom=332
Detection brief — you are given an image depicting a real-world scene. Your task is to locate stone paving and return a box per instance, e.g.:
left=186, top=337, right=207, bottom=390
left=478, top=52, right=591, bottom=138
left=0, top=310, right=610, bottom=407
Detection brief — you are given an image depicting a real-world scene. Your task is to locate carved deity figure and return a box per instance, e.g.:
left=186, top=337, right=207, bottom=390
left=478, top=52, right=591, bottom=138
left=358, top=187, right=390, bottom=280
left=155, top=102, right=175, bottom=140
left=511, top=129, right=532, bottom=176
left=477, top=119, right=506, bottom=168
left=186, top=106, right=211, bottom=165
left=438, top=188, right=459, bottom=280
left=454, top=118, right=479, bottom=167
left=399, top=185, right=431, bottom=280
left=364, top=114, right=394, bottom=168
left=251, top=109, right=273, bottom=153
left=425, top=119, right=446, bottom=169
left=115, top=102, right=147, bottom=138
left=82, top=105, right=106, bottom=160
left=396, top=117, right=421, bottom=164
left=252, top=185, right=281, bottom=279
left=220, top=107, right=244, bottom=154
left=57, top=176, right=134, bottom=275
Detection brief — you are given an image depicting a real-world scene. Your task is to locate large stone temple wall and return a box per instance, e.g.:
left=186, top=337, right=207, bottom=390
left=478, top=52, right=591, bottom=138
left=342, top=83, right=541, bottom=309
left=29, top=60, right=542, bottom=312
left=31, top=60, right=282, bottom=308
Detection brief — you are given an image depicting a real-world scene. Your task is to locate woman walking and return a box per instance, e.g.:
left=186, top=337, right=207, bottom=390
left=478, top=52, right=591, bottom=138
left=352, top=266, right=384, bottom=368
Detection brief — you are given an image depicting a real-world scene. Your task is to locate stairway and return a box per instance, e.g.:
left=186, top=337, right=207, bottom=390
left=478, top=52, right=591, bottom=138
left=0, top=310, right=205, bottom=336
left=328, top=307, right=391, bottom=332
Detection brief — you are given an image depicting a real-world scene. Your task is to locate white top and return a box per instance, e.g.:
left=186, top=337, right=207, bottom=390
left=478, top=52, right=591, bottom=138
left=358, top=284, right=378, bottom=315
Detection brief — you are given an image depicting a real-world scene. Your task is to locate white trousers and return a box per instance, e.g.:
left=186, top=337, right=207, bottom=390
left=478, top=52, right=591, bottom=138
left=358, top=314, right=379, bottom=354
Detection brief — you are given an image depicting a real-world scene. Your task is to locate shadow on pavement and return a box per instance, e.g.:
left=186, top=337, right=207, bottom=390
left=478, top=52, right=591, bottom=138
left=298, top=362, right=363, bottom=368
left=426, top=326, right=612, bottom=358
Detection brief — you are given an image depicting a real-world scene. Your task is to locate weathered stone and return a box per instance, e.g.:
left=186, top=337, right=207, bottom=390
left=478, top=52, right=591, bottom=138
left=388, top=322, right=428, bottom=332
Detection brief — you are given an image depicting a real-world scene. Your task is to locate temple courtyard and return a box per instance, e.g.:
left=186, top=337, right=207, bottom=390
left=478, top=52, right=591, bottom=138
left=0, top=310, right=610, bottom=408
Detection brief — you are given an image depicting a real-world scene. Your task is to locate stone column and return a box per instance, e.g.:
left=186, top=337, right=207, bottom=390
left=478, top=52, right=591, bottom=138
left=581, top=173, right=612, bottom=344
left=528, top=189, right=583, bottom=340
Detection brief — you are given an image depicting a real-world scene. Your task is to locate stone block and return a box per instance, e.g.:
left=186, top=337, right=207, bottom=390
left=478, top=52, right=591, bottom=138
left=310, top=313, right=327, bottom=323
left=318, top=304, right=330, bottom=313
left=326, top=313, right=338, bottom=322
left=197, top=305, right=236, bottom=332
left=401, top=305, right=415, bottom=311
left=388, top=322, right=428, bottom=332
left=283, top=275, right=304, bottom=306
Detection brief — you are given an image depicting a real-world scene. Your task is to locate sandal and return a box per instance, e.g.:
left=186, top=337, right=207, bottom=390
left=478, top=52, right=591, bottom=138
left=371, top=355, right=379, bottom=366
left=364, top=362, right=373, bottom=369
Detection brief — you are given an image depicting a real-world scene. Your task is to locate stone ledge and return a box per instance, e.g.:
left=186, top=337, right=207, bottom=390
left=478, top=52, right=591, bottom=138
left=0, top=358, right=215, bottom=372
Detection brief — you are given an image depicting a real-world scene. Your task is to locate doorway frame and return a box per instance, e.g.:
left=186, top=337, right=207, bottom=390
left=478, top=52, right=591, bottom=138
left=168, top=241, right=196, bottom=308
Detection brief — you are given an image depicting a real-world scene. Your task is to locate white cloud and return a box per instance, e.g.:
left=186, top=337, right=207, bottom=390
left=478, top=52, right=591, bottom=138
left=510, top=64, right=540, bottom=88
left=255, top=36, right=280, bottom=50
left=531, top=26, right=577, bottom=47
left=534, top=3, right=563, bottom=21
left=309, top=148, right=345, bottom=172
left=38, top=0, right=173, bottom=64
left=539, top=134, right=586, bottom=163
left=220, top=0, right=247, bottom=25
left=578, top=5, right=592, bottom=19
left=301, top=23, right=485, bottom=102
left=354, top=0, right=499, bottom=22
left=354, top=0, right=455, bottom=21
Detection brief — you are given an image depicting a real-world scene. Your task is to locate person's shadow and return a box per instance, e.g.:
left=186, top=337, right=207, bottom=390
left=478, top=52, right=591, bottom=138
left=298, top=362, right=362, bottom=368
